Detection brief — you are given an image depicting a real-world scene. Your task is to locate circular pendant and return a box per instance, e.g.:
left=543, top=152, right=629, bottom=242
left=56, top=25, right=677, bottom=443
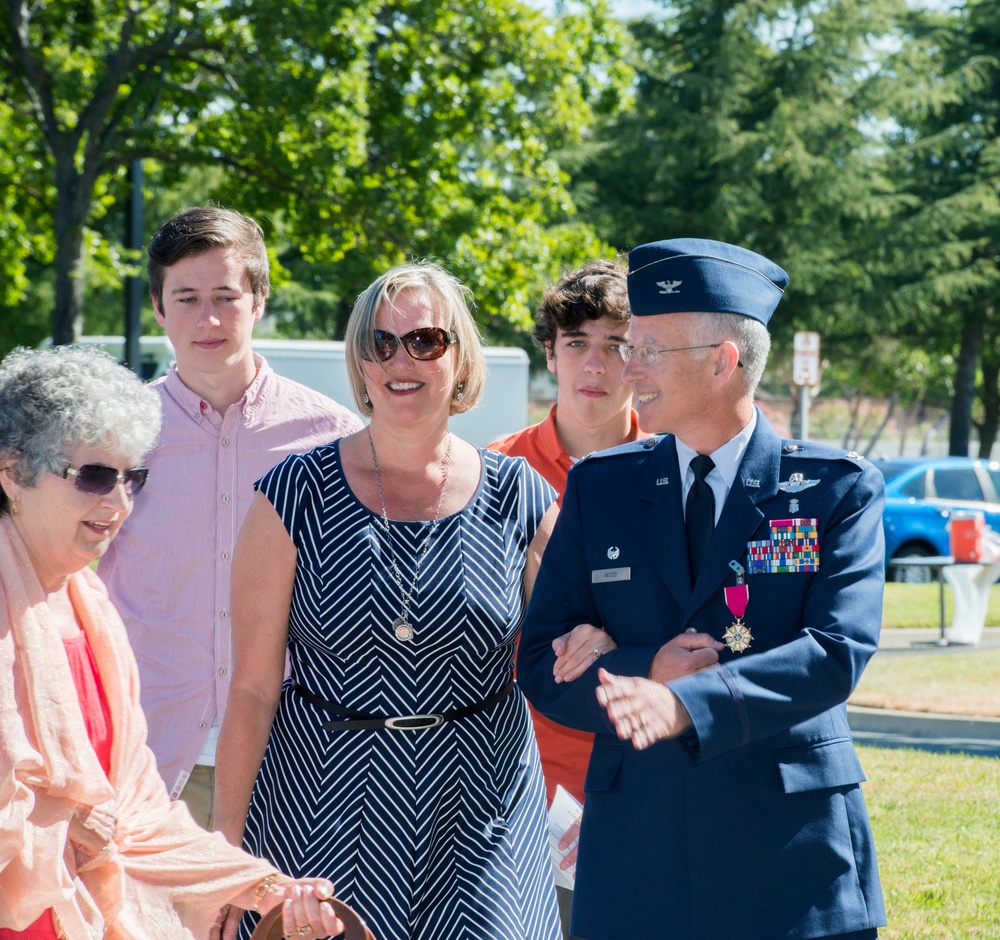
left=722, top=619, right=753, bottom=654
left=393, top=617, right=414, bottom=642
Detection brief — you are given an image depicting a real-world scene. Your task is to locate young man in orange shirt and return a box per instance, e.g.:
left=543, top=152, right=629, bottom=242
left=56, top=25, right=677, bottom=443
left=489, top=259, right=647, bottom=940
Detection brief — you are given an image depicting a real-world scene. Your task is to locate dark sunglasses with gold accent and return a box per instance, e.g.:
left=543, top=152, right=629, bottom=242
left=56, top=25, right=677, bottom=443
left=61, top=463, right=149, bottom=497
left=369, top=328, right=458, bottom=362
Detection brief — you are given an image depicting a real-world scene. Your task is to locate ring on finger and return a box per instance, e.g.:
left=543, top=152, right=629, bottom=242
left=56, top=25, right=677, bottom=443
left=296, top=927, right=312, bottom=936
left=591, top=648, right=602, bottom=661
left=639, top=711, right=648, bottom=727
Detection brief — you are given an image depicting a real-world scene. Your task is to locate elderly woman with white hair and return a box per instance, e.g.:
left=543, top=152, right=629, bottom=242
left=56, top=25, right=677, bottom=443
left=0, top=346, right=349, bottom=940
left=214, top=262, right=563, bottom=940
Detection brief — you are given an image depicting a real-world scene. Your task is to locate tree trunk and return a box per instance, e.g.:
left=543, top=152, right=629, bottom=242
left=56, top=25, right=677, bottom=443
left=864, top=394, right=896, bottom=457
left=978, top=352, right=999, bottom=460
left=897, top=396, right=923, bottom=457
left=948, top=310, right=982, bottom=457
left=842, top=391, right=862, bottom=450
left=51, top=161, right=88, bottom=345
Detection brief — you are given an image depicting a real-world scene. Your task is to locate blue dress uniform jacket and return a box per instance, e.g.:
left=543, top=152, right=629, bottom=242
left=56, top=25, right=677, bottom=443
left=519, top=411, right=887, bottom=940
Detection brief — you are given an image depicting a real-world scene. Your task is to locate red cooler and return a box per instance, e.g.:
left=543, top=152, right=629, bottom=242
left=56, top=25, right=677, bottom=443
left=949, top=512, right=985, bottom=562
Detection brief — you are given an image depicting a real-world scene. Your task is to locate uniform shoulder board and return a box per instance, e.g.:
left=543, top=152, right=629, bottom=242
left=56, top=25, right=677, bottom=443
left=781, top=439, right=869, bottom=465
left=577, top=437, right=657, bottom=465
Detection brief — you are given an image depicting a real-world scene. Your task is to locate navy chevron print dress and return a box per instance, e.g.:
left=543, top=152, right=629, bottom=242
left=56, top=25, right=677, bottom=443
left=239, top=442, right=561, bottom=940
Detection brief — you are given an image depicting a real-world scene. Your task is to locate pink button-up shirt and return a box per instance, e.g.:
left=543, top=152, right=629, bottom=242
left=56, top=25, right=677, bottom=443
left=98, top=355, right=363, bottom=798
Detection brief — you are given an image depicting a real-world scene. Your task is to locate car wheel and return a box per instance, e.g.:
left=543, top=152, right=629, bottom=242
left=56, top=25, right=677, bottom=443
left=888, top=544, right=935, bottom=583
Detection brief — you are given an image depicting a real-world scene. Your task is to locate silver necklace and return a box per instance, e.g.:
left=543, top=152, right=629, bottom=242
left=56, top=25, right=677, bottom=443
left=369, top=428, right=453, bottom=642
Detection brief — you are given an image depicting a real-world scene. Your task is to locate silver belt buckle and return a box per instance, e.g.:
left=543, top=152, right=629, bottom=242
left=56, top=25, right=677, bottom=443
left=384, top=714, right=445, bottom=731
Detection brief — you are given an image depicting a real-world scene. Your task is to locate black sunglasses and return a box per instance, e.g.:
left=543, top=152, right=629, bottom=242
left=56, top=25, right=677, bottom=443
left=370, top=328, right=458, bottom=362
left=62, top=463, right=149, bottom=497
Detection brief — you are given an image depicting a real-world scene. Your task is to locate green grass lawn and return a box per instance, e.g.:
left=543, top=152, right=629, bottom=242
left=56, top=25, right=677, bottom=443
left=860, top=585, right=1000, bottom=935
left=852, top=649, right=1000, bottom=716
left=882, top=581, right=1000, bottom=630
left=867, top=583, right=1000, bottom=715
left=860, top=746, right=1000, bottom=938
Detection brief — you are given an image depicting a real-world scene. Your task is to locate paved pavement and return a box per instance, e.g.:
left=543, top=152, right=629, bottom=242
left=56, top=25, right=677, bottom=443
left=847, top=627, right=1000, bottom=757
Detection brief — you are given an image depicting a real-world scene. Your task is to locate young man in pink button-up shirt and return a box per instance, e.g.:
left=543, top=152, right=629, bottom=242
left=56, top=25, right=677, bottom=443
left=98, top=207, right=363, bottom=827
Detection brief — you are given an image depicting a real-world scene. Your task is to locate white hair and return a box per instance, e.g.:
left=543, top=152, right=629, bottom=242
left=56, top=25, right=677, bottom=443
left=0, top=345, right=161, bottom=509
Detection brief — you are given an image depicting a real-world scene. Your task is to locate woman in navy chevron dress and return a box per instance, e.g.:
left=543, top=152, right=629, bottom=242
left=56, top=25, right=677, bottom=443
left=214, top=262, right=562, bottom=940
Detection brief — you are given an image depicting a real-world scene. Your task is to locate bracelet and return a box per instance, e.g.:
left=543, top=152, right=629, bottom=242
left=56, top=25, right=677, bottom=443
left=253, top=873, right=280, bottom=912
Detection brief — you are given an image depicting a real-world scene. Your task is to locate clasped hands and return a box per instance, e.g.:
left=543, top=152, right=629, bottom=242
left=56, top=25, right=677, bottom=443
left=553, top=626, right=723, bottom=750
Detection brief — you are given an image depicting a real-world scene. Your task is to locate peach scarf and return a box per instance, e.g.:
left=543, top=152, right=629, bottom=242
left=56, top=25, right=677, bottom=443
left=0, top=517, right=273, bottom=939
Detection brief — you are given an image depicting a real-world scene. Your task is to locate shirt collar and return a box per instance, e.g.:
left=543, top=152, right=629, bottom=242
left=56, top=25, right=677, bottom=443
left=539, top=403, right=572, bottom=466
left=544, top=403, right=647, bottom=464
left=163, top=353, right=270, bottom=423
left=676, top=408, right=757, bottom=491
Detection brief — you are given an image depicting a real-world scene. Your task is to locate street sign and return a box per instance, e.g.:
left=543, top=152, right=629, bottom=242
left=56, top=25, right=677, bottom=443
left=793, top=331, right=820, bottom=387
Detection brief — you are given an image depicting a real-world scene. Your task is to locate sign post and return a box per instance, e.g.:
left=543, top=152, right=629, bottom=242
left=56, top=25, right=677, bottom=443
left=792, top=331, right=820, bottom=440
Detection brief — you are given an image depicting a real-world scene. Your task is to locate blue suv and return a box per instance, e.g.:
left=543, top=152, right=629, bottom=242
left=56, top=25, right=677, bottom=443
left=872, top=456, right=1000, bottom=581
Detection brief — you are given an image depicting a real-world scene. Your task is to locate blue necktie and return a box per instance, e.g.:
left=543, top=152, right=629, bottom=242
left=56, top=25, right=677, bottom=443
left=686, top=455, right=716, bottom=583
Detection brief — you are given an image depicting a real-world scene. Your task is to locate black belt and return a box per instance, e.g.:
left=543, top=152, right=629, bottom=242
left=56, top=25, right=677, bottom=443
left=291, top=678, right=516, bottom=731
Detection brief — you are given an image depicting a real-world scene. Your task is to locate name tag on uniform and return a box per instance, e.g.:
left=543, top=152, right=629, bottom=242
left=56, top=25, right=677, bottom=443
left=591, top=567, right=631, bottom=583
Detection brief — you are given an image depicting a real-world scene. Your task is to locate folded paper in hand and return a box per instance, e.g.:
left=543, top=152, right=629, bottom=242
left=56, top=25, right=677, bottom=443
left=547, top=784, right=583, bottom=891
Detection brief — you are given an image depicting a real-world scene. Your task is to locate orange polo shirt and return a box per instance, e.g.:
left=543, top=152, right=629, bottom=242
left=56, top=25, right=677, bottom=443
left=489, top=404, right=648, bottom=804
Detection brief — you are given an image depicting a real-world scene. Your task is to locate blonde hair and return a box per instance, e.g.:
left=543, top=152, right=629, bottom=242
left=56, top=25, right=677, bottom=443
left=345, top=261, right=486, bottom=418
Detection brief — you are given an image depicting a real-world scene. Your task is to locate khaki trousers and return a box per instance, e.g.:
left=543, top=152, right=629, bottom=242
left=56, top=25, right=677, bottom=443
left=178, top=763, right=214, bottom=830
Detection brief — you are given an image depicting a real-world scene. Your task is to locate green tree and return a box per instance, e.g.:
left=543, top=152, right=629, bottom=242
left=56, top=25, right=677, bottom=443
left=212, top=0, right=633, bottom=345
left=0, top=0, right=631, bottom=350
left=0, top=0, right=376, bottom=345
left=879, top=0, right=1000, bottom=456
left=576, top=0, right=906, bottom=363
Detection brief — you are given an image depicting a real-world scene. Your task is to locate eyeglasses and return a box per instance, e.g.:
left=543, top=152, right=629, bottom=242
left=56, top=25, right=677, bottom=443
left=62, top=464, right=149, bottom=497
left=369, top=328, right=458, bottom=362
left=618, top=343, right=722, bottom=365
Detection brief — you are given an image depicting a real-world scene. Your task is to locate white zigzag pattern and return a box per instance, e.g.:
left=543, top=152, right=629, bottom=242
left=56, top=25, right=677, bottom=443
left=239, top=447, right=559, bottom=940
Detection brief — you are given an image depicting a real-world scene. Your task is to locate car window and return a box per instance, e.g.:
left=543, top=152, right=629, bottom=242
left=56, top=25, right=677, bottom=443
left=988, top=469, right=1000, bottom=502
left=875, top=461, right=914, bottom=484
left=899, top=472, right=927, bottom=499
left=931, top=468, right=984, bottom=501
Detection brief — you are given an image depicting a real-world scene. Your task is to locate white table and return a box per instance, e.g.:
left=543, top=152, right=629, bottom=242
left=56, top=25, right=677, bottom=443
left=889, top=546, right=1000, bottom=647
left=943, top=554, right=1000, bottom=645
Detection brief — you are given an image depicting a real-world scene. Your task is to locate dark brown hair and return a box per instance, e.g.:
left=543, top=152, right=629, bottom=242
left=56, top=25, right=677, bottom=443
left=147, top=207, right=270, bottom=308
left=531, top=258, right=630, bottom=350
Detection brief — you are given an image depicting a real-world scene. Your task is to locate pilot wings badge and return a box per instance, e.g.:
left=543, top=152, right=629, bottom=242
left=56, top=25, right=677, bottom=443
left=778, top=472, right=820, bottom=493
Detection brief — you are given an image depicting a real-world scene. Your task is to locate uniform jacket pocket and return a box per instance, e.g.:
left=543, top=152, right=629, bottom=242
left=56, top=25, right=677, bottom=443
left=775, top=737, right=866, bottom=794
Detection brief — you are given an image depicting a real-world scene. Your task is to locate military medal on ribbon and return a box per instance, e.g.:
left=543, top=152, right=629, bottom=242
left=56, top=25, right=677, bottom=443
left=723, top=561, right=753, bottom=653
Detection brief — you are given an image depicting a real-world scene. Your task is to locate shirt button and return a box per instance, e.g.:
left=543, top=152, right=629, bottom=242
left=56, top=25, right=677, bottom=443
left=221, top=551, right=230, bottom=561
left=222, top=437, right=231, bottom=446
left=220, top=609, right=229, bottom=619
left=219, top=666, right=228, bottom=676
left=221, top=493, right=230, bottom=503
left=199, top=721, right=207, bottom=728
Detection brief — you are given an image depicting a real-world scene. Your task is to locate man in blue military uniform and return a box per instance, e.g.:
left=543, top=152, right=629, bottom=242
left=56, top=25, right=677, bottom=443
left=519, top=237, right=886, bottom=940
